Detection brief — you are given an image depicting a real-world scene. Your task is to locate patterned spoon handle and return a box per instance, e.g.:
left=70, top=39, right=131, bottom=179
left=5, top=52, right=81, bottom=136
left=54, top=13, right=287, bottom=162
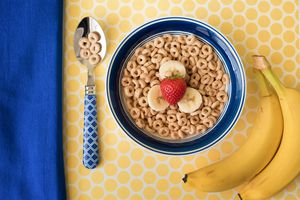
left=83, top=85, right=99, bottom=169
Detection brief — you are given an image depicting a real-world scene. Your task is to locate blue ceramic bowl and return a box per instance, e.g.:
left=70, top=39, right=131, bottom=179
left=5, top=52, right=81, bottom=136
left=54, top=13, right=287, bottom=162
left=106, top=17, right=246, bottom=155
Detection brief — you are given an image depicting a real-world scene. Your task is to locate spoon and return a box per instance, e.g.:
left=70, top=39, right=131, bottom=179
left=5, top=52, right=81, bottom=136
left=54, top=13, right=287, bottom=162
left=74, top=16, right=106, bottom=169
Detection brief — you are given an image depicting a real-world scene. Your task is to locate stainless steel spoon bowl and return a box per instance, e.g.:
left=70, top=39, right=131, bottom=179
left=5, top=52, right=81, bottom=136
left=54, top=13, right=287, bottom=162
left=74, top=16, right=106, bottom=169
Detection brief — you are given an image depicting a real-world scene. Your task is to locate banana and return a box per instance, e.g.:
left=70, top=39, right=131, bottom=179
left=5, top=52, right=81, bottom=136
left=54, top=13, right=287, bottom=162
left=238, top=56, right=300, bottom=200
left=182, top=71, right=283, bottom=192
left=159, top=60, right=186, bottom=79
left=147, top=85, right=169, bottom=111
left=177, top=87, right=202, bottom=113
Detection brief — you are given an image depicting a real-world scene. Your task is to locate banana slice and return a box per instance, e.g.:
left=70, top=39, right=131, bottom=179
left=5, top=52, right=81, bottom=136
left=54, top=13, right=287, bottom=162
left=159, top=60, right=186, bottom=79
left=147, top=85, right=169, bottom=111
left=178, top=87, right=202, bottom=113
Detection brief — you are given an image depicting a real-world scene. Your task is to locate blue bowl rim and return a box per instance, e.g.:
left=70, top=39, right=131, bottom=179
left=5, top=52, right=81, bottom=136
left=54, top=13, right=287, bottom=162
left=106, top=16, right=246, bottom=155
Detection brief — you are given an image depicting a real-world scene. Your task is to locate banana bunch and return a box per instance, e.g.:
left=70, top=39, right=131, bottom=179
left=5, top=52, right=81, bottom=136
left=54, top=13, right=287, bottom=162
left=183, top=56, right=300, bottom=199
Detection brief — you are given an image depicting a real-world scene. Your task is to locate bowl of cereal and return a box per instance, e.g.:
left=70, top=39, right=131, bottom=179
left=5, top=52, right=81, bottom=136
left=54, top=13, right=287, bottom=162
left=106, top=17, right=246, bottom=155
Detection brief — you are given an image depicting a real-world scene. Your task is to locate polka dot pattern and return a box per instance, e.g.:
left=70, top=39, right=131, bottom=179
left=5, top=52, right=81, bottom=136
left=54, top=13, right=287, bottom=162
left=63, top=0, right=300, bottom=199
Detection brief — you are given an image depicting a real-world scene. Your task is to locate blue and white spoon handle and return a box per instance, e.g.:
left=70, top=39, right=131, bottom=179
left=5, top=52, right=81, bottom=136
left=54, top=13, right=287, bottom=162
left=83, top=85, right=99, bottom=169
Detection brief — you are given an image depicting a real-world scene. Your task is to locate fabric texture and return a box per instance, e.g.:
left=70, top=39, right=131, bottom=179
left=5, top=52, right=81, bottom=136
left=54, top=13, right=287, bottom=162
left=0, top=0, right=66, bottom=199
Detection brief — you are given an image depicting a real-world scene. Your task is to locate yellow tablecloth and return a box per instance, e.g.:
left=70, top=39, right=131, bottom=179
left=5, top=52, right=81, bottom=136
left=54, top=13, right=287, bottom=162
left=63, top=0, right=300, bottom=199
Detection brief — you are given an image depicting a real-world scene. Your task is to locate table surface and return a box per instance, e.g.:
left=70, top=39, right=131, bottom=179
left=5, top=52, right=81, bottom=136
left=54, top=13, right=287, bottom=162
left=63, top=0, right=300, bottom=199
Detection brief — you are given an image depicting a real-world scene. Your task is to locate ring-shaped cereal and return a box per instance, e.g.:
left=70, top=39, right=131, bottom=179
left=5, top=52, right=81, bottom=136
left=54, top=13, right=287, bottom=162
left=208, top=115, right=217, bottom=124
left=79, top=37, right=91, bottom=49
left=206, top=53, right=213, bottom=61
left=181, top=49, right=190, bottom=57
left=135, top=119, right=145, bottom=128
left=151, top=54, right=162, bottom=64
left=80, top=49, right=91, bottom=59
left=180, top=57, right=189, bottom=66
left=154, top=37, right=165, bottom=48
left=155, top=114, right=166, bottom=122
left=203, top=118, right=214, bottom=128
left=153, top=120, right=163, bottom=130
left=193, top=40, right=203, bottom=48
left=121, top=77, right=132, bottom=87
left=216, top=70, right=223, bottom=80
left=186, top=35, right=196, bottom=45
left=177, top=35, right=186, bottom=44
left=158, top=48, right=168, bottom=56
left=145, top=41, right=155, bottom=50
left=178, top=130, right=184, bottom=138
left=164, top=42, right=172, bottom=52
left=201, top=106, right=212, bottom=116
left=178, top=118, right=188, bottom=126
left=181, top=44, right=189, bottom=50
left=181, top=126, right=190, bottom=133
left=189, top=125, right=196, bottom=135
left=147, top=117, right=153, bottom=127
left=170, top=132, right=179, bottom=139
left=196, top=58, right=207, bottom=69
left=199, top=51, right=207, bottom=58
left=196, top=124, right=207, bottom=133
left=189, top=79, right=199, bottom=88
left=200, top=74, right=211, bottom=84
left=176, top=113, right=186, bottom=121
left=126, top=61, right=137, bottom=71
left=132, top=79, right=139, bottom=89
left=159, top=127, right=170, bottom=137
left=207, top=89, right=217, bottom=97
left=145, top=125, right=155, bottom=133
left=138, top=97, right=148, bottom=107
left=190, top=115, right=200, bottom=125
left=212, top=80, right=223, bottom=89
left=189, top=56, right=196, bottom=66
left=88, top=32, right=101, bottom=43
left=211, top=101, right=220, bottom=109
left=191, top=73, right=200, bottom=81
left=130, top=68, right=142, bottom=78
left=88, top=54, right=101, bottom=65
left=138, top=79, right=147, bottom=89
left=216, top=91, right=228, bottom=102
left=163, top=34, right=172, bottom=42
left=222, top=74, right=230, bottom=84
left=201, top=44, right=213, bottom=56
left=168, top=123, right=179, bottom=131
left=188, top=46, right=200, bottom=56
left=170, top=47, right=179, bottom=57
left=141, top=48, right=151, bottom=56
left=137, top=55, right=147, bottom=65
left=150, top=79, right=160, bottom=87
left=167, top=115, right=176, bottom=123
left=134, top=47, right=143, bottom=56
left=211, top=110, right=220, bottom=117
left=124, top=86, right=134, bottom=97
left=90, top=42, right=101, bottom=54
left=150, top=48, right=158, bottom=57
left=134, top=88, right=142, bottom=99
left=130, top=108, right=140, bottom=119
left=208, top=61, right=217, bottom=70
left=171, top=41, right=180, bottom=49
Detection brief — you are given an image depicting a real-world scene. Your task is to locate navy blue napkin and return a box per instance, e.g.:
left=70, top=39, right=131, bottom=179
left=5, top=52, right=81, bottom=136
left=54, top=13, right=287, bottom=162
left=0, top=0, right=66, bottom=199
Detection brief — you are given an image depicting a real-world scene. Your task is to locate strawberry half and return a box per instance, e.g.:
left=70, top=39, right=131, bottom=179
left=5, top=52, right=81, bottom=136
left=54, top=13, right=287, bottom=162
left=160, top=75, right=187, bottom=105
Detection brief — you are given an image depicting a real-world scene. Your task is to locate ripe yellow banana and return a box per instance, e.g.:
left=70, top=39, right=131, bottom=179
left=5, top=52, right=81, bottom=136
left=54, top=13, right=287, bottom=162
left=238, top=56, right=300, bottom=200
left=182, top=71, right=283, bottom=192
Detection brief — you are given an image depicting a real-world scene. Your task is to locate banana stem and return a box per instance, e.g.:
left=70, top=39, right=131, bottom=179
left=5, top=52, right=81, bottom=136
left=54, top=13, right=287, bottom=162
left=182, top=174, right=188, bottom=183
left=237, top=193, right=243, bottom=200
left=252, top=55, right=285, bottom=96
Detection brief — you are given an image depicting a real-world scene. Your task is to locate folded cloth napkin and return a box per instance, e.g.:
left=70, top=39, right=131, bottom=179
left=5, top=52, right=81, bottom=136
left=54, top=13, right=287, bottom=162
left=0, top=0, right=66, bottom=199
